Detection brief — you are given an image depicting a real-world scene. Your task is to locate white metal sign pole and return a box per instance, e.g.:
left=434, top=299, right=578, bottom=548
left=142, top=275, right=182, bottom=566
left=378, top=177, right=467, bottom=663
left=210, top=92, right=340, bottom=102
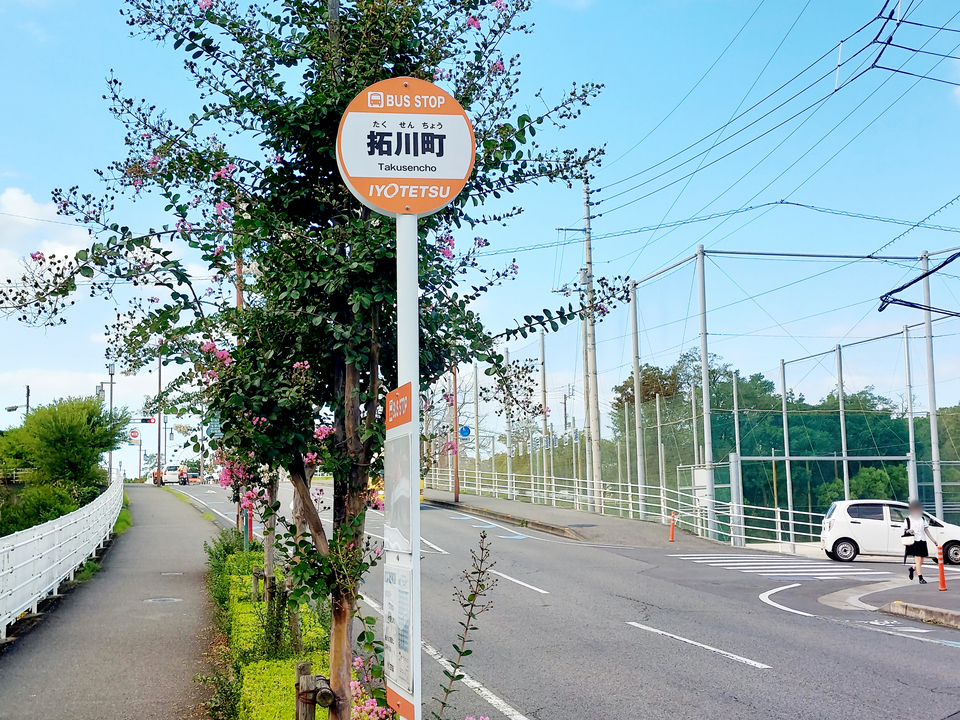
left=336, top=77, right=473, bottom=720
left=396, top=211, right=421, bottom=719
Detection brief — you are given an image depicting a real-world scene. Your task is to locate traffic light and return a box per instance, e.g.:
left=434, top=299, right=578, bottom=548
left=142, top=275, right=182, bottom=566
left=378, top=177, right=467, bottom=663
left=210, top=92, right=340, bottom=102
left=136, top=418, right=157, bottom=424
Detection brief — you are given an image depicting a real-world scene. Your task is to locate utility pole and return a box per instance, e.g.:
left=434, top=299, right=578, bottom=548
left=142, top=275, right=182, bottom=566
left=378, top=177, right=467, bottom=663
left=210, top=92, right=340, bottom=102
left=107, top=364, right=115, bottom=483
left=505, top=348, right=514, bottom=500
left=779, top=359, right=795, bottom=546
left=903, top=326, right=918, bottom=499
left=539, top=330, right=551, bottom=505
left=922, top=252, right=944, bottom=519
left=452, top=365, right=460, bottom=503
left=24, top=386, right=29, bottom=416
left=581, top=307, right=594, bottom=510
left=583, top=178, right=603, bottom=512
left=473, top=363, right=480, bottom=492
left=696, top=245, right=716, bottom=537
left=624, top=404, right=632, bottom=518
left=630, top=283, right=645, bottom=519
left=655, top=393, right=665, bottom=520
left=836, top=345, right=850, bottom=501
left=157, top=353, right=162, bottom=486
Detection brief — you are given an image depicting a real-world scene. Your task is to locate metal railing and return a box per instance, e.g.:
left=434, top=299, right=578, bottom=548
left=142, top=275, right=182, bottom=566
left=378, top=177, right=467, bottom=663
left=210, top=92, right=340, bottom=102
left=425, top=466, right=825, bottom=550
left=0, top=479, right=123, bottom=639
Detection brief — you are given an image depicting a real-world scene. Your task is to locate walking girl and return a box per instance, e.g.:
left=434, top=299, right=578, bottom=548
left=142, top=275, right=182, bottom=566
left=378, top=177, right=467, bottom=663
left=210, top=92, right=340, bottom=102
left=903, top=499, right=938, bottom=584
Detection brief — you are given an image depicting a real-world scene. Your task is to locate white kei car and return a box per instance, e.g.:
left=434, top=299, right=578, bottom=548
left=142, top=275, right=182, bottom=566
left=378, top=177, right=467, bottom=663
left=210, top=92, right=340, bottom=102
left=821, top=499, right=960, bottom=564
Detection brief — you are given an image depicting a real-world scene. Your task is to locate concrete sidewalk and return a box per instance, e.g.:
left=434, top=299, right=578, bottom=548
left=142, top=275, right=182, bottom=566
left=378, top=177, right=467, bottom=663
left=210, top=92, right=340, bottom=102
left=0, top=484, right=215, bottom=720
left=424, top=488, right=723, bottom=551
left=867, top=566, right=960, bottom=629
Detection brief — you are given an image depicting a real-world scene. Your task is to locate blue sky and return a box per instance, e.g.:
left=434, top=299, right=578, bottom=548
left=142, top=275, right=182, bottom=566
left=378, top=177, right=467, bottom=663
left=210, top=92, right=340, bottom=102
left=3, top=0, right=960, bottom=473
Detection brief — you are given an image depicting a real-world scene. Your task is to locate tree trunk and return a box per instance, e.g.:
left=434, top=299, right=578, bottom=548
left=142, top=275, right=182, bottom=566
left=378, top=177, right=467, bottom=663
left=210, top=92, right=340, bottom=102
left=328, top=584, right=354, bottom=720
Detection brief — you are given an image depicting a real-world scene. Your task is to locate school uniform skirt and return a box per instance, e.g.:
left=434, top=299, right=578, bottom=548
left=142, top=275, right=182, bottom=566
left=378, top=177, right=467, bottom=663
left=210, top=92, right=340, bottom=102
left=906, top=540, right=929, bottom=558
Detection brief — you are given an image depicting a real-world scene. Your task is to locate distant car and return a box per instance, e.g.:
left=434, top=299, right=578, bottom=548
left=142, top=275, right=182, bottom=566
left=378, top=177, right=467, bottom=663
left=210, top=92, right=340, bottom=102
left=162, top=464, right=187, bottom=485
left=821, top=499, right=960, bottom=564
left=188, top=472, right=200, bottom=484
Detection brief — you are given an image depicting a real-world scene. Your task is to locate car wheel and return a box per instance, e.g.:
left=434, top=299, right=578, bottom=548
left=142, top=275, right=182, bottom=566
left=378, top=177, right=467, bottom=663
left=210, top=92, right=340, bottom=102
left=832, top=538, right=858, bottom=562
left=944, top=541, right=960, bottom=566
left=825, top=550, right=837, bottom=561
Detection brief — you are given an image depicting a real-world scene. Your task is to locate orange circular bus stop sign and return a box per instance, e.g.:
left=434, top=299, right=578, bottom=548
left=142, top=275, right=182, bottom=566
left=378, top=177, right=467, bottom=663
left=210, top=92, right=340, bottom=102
left=336, top=77, right=476, bottom=217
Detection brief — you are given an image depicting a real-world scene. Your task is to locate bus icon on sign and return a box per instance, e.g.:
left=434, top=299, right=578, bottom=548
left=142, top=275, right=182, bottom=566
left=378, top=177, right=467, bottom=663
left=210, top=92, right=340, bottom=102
left=368, top=91, right=384, bottom=108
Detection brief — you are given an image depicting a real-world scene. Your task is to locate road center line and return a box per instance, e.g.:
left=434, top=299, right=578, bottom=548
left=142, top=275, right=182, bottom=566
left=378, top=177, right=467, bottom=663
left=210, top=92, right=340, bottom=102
left=759, top=584, right=816, bottom=617
left=489, top=570, right=549, bottom=594
left=359, top=594, right=531, bottom=720
left=626, top=622, right=771, bottom=669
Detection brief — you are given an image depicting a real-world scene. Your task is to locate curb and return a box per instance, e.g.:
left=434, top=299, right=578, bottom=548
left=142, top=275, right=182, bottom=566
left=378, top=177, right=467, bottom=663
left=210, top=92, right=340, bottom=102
left=879, top=600, right=960, bottom=630
left=423, top=499, right=586, bottom=541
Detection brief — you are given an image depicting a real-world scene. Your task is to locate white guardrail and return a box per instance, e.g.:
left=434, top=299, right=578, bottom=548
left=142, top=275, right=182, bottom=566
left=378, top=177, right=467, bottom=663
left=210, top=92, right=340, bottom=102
left=0, top=479, right=123, bottom=639
left=425, top=466, right=826, bottom=550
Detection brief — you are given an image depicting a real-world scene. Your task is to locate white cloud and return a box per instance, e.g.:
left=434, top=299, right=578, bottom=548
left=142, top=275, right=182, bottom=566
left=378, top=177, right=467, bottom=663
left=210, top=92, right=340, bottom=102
left=0, top=186, right=88, bottom=280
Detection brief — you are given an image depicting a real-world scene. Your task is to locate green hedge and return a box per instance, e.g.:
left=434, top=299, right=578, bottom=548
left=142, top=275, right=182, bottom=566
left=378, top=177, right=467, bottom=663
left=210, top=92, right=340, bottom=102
left=225, top=551, right=265, bottom=577
left=238, top=652, right=330, bottom=720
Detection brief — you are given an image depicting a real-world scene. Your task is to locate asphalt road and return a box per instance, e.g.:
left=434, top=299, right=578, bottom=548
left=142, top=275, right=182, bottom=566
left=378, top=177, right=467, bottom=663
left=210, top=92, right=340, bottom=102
left=177, top=482, right=960, bottom=720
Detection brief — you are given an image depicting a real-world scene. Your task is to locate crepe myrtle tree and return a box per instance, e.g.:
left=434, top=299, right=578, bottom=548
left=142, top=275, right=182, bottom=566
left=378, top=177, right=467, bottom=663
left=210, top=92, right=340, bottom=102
left=0, top=1, right=631, bottom=715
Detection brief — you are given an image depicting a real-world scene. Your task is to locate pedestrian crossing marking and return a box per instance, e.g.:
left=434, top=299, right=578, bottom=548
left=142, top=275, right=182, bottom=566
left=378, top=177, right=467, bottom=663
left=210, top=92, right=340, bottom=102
left=670, top=553, right=892, bottom=580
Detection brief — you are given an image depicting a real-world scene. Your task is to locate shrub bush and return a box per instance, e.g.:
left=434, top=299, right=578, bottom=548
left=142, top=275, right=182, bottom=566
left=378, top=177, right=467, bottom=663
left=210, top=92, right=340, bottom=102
left=238, top=652, right=329, bottom=720
left=0, top=484, right=78, bottom=536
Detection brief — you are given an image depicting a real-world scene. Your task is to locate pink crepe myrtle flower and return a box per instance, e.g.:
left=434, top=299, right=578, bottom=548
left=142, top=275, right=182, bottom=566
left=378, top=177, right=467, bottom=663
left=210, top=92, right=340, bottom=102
left=490, top=60, right=505, bottom=75
left=492, top=0, right=507, bottom=11
left=466, top=15, right=481, bottom=29
left=508, top=262, right=519, bottom=274
left=596, top=303, right=610, bottom=317
left=200, top=340, right=217, bottom=353
left=140, top=132, right=152, bottom=139
left=204, top=287, right=216, bottom=296
left=133, top=177, right=144, bottom=192
left=214, top=348, right=233, bottom=365
left=198, top=0, right=213, bottom=9
left=176, top=218, right=192, bottom=234
left=147, top=155, right=160, bottom=170
left=293, top=360, right=310, bottom=370
left=203, top=369, right=219, bottom=383
left=148, top=296, right=159, bottom=303
left=314, top=425, right=334, bottom=441
left=211, top=163, right=236, bottom=181
left=304, top=452, right=319, bottom=465
left=29, top=252, right=44, bottom=262
left=474, top=237, right=489, bottom=248
left=444, top=440, right=458, bottom=455
left=190, top=195, right=201, bottom=207
left=442, top=392, right=454, bottom=405
left=310, top=486, right=324, bottom=503
left=214, top=200, right=230, bottom=215
left=440, top=247, right=454, bottom=260
left=213, top=245, right=225, bottom=256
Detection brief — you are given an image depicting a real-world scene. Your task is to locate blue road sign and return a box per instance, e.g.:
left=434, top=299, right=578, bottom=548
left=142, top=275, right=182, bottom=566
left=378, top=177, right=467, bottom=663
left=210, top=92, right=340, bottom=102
left=459, top=426, right=470, bottom=437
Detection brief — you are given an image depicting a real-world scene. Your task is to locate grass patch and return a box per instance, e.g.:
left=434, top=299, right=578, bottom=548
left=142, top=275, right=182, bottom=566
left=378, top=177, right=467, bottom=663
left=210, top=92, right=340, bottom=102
left=203, top=511, right=216, bottom=522
left=112, top=507, right=132, bottom=534
left=163, top=486, right=192, bottom=503
left=74, top=560, right=100, bottom=582
left=122, top=490, right=129, bottom=506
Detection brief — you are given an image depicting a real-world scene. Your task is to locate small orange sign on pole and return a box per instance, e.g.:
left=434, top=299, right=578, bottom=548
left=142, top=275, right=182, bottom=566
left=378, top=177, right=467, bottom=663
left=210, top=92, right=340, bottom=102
left=385, top=382, right=413, bottom=430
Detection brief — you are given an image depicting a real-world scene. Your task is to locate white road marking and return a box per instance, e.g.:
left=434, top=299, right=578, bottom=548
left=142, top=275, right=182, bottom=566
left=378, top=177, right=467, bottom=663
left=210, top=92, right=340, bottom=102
left=672, top=554, right=890, bottom=579
left=489, top=570, right=549, bottom=595
left=359, top=594, right=531, bottom=720
left=420, top=537, right=449, bottom=555
left=890, top=627, right=932, bottom=633
left=758, top=584, right=816, bottom=618
left=626, top=622, right=771, bottom=669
